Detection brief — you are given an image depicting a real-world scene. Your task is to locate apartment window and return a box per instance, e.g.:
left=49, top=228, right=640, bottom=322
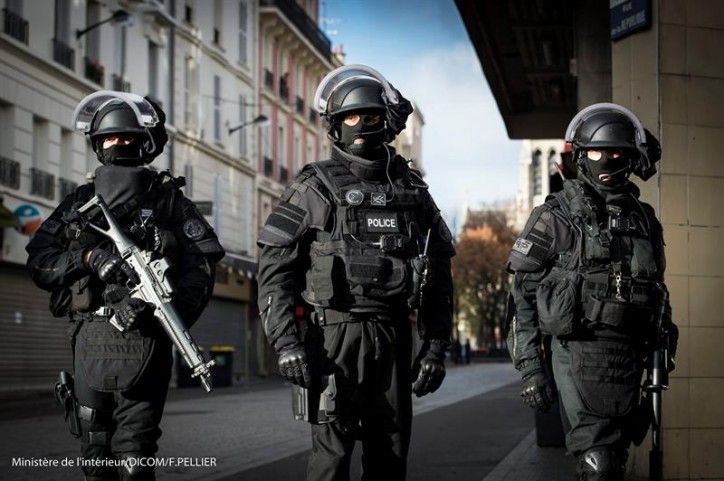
left=238, top=95, right=247, bottom=156
left=262, top=123, right=271, bottom=159
left=278, top=125, right=285, bottom=167
left=213, top=0, right=222, bottom=46
left=294, top=136, right=300, bottom=173
left=32, top=117, right=49, bottom=170
left=148, top=41, right=159, bottom=98
left=53, top=0, right=74, bottom=69
left=4, top=0, right=29, bottom=44
left=184, top=56, right=199, bottom=131
left=213, top=75, right=221, bottom=142
left=238, top=0, right=248, bottom=64
left=184, top=2, right=194, bottom=24
left=0, top=102, right=12, bottom=158
left=531, top=149, right=542, bottom=196
left=84, top=1, right=104, bottom=85
left=115, top=24, right=127, bottom=79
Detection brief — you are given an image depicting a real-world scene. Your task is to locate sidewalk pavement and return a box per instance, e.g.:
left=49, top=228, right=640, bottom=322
left=481, top=429, right=577, bottom=481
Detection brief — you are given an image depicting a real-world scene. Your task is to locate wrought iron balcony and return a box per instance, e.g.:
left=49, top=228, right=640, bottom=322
left=84, top=57, right=104, bottom=85
left=30, top=168, right=55, bottom=200
left=52, top=38, right=75, bottom=70
left=111, top=74, right=131, bottom=92
left=2, top=8, right=28, bottom=44
left=279, top=166, right=289, bottom=184
left=279, top=80, right=289, bottom=102
left=0, top=157, right=20, bottom=189
left=58, top=177, right=78, bottom=199
left=260, top=0, right=331, bottom=60
left=308, top=107, right=318, bottom=125
left=264, top=68, right=274, bottom=90
left=296, top=96, right=304, bottom=115
left=263, top=156, right=273, bottom=177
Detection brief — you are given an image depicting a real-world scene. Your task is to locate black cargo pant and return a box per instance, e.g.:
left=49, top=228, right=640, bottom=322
left=306, top=311, right=413, bottom=481
left=551, top=336, right=646, bottom=457
left=73, top=321, right=173, bottom=481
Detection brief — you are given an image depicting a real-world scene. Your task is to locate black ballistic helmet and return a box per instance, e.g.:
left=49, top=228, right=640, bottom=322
left=88, top=100, right=147, bottom=145
left=326, top=77, right=387, bottom=118
left=565, top=103, right=660, bottom=181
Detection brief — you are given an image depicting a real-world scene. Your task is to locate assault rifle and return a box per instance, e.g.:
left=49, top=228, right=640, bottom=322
left=77, top=194, right=215, bottom=392
left=644, top=282, right=671, bottom=481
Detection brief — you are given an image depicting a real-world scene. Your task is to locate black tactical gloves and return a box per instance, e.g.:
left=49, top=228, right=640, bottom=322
left=113, top=297, right=154, bottom=331
left=412, top=339, right=447, bottom=397
left=277, top=345, right=312, bottom=388
left=85, top=248, right=140, bottom=285
left=520, top=371, right=555, bottom=412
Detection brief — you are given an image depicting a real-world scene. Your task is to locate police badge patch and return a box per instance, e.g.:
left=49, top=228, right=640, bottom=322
left=370, top=193, right=386, bottom=206
left=512, top=238, right=533, bottom=255
left=345, top=190, right=364, bottom=206
left=183, top=218, right=206, bottom=240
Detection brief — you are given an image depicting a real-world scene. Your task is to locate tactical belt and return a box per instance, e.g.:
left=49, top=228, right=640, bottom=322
left=314, top=307, right=408, bottom=326
left=584, top=297, right=654, bottom=327
left=72, top=306, right=114, bottom=322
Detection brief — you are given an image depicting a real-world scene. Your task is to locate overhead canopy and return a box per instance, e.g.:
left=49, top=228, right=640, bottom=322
left=454, top=0, right=579, bottom=139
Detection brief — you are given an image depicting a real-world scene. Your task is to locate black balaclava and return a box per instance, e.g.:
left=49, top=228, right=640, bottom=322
left=578, top=149, right=634, bottom=194
left=95, top=136, right=146, bottom=166
left=336, top=109, right=387, bottom=159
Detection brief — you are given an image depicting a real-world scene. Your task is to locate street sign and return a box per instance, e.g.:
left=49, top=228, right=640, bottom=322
left=610, top=0, right=651, bottom=41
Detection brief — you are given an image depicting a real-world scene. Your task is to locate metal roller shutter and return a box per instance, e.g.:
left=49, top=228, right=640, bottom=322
left=0, top=263, right=73, bottom=392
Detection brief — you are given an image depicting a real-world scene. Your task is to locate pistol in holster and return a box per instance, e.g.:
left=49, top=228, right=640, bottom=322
left=292, top=373, right=338, bottom=424
left=54, top=371, right=81, bottom=438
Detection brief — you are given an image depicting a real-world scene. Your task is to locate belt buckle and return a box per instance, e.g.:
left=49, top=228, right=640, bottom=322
left=94, top=306, right=112, bottom=317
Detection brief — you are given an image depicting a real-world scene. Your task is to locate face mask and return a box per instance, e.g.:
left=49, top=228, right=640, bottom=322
left=338, top=112, right=386, bottom=157
left=582, top=150, right=632, bottom=188
left=96, top=138, right=145, bottom=166
left=94, top=165, right=155, bottom=209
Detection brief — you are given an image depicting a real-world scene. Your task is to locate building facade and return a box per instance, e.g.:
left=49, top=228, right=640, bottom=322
left=390, top=100, right=425, bottom=174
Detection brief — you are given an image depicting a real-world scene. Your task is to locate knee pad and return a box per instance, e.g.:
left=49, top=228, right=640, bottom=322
left=577, top=447, right=625, bottom=481
left=78, top=405, right=116, bottom=479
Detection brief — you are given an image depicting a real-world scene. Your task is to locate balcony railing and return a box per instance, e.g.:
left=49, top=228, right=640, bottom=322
left=52, top=38, right=75, bottom=70
left=213, top=27, right=221, bottom=46
left=279, top=166, right=289, bottom=184
left=295, top=96, right=304, bottom=115
left=0, top=157, right=20, bottom=189
left=263, top=156, right=273, bottom=177
left=264, top=68, right=274, bottom=90
left=58, top=177, right=78, bottom=199
left=84, top=57, right=104, bottom=85
left=2, top=8, right=28, bottom=44
left=112, top=74, right=131, bottom=92
left=260, top=0, right=331, bottom=60
left=308, top=107, right=318, bottom=125
left=30, top=168, right=55, bottom=200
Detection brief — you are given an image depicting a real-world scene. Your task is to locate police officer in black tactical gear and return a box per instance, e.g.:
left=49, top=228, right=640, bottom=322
left=257, top=65, right=455, bottom=481
left=26, top=91, right=225, bottom=481
left=506, top=103, right=678, bottom=481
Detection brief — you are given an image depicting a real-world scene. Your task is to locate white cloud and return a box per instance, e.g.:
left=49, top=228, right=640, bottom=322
left=381, top=43, right=522, bottom=224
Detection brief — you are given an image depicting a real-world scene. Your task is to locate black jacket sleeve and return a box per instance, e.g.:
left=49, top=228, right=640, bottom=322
left=25, top=187, right=92, bottom=291
left=505, top=202, right=572, bottom=378
left=257, top=169, right=330, bottom=351
left=170, top=194, right=225, bottom=328
left=418, top=194, right=455, bottom=342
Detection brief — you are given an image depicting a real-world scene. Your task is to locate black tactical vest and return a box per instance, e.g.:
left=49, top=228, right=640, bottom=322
left=302, top=159, right=429, bottom=311
left=553, top=180, right=661, bottom=333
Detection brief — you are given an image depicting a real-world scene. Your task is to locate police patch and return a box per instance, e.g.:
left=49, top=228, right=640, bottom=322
left=512, top=238, right=534, bottom=255
left=183, top=218, right=206, bottom=240
left=365, top=212, right=400, bottom=233
left=370, top=193, right=387, bottom=206
left=345, top=190, right=364, bottom=206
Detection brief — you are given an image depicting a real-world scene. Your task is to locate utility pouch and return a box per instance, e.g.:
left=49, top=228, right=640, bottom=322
left=292, top=373, right=338, bottom=424
left=71, top=275, right=93, bottom=312
left=536, top=267, right=581, bottom=336
left=76, top=320, right=156, bottom=392
left=54, top=371, right=81, bottom=438
left=50, top=288, right=72, bottom=318
left=569, top=340, right=641, bottom=417
left=345, top=255, right=408, bottom=298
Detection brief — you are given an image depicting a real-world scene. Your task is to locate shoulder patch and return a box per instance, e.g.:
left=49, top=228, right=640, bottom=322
left=183, top=218, right=207, bottom=240
left=512, top=237, right=533, bottom=255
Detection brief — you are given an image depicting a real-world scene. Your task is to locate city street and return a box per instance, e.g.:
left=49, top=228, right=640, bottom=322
left=0, top=362, right=540, bottom=481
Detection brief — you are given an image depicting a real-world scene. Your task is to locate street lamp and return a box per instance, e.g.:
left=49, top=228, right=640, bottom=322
left=228, top=115, right=269, bottom=135
left=76, top=10, right=133, bottom=39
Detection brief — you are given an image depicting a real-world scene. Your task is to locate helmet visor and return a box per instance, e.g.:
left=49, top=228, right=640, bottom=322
left=564, top=103, right=646, bottom=148
left=314, top=64, right=399, bottom=114
left=73, top=90, right=159, bottom=133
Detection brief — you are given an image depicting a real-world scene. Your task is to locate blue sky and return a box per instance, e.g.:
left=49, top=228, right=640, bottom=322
left=322, top=0, right=522, bottom=227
